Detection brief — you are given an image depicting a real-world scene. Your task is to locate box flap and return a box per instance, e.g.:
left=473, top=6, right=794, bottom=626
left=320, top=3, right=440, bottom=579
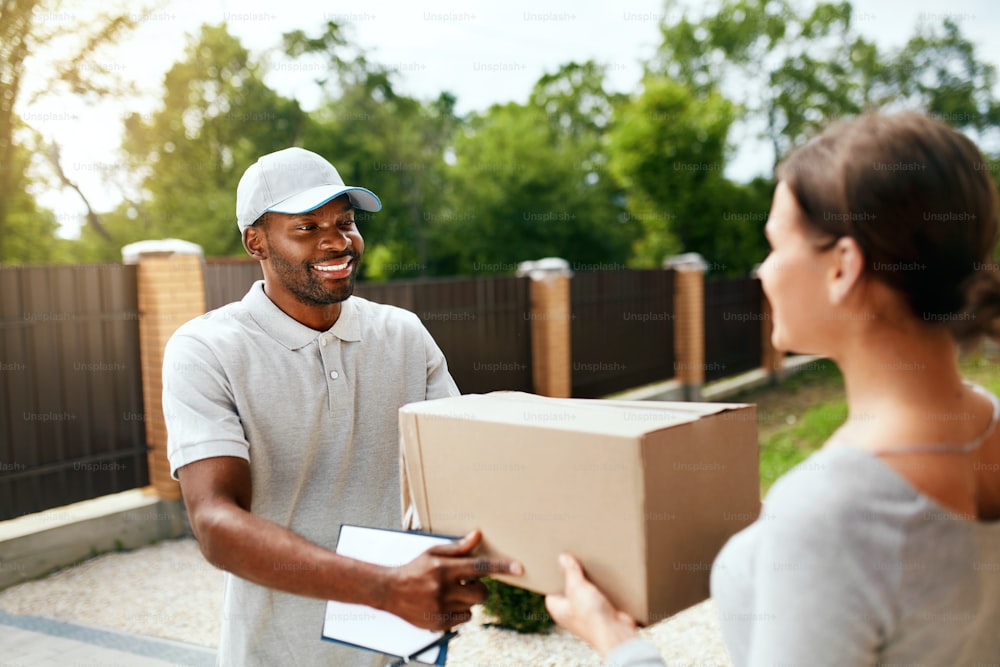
left=399, top=410, right=432, bottom=532
left=398, top=392, right=749, bottom=438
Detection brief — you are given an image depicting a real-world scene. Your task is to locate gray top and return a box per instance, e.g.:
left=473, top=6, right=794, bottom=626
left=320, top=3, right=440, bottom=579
left=608, top=444, right=1000, bottom=666
left=163, top=282, right=459, bottom=667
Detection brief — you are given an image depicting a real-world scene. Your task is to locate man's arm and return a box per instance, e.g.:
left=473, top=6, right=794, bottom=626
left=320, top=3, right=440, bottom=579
left=180, top=456, right=520, bottom=630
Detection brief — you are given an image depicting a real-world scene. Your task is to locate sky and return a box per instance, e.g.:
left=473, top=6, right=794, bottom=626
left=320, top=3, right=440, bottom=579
left=20, top=0, right=1000, bottom=238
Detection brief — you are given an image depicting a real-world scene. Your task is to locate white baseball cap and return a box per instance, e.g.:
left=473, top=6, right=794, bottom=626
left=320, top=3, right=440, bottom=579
left=235, top=147, right=382, bottom=231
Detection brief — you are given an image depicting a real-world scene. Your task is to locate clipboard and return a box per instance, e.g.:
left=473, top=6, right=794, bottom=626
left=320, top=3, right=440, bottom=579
left=322, top=524, right=461, bottom=664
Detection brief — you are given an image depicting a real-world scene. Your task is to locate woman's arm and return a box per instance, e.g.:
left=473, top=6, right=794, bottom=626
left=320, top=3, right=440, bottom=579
left=546, top=553, right=665, bottom=664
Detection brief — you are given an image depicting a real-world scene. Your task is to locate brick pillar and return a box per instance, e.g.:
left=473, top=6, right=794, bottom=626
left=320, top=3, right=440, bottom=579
left=664, top=253, right=707, bottom=401
left=517, top=258, right=573, bottom=398
left=132, top=250, right=206, bottom=499
left=759, top=286, right=783, bottom=383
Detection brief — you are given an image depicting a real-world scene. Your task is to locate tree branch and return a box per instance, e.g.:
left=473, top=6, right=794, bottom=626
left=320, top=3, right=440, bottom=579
left=45, top=142, right=112, bottom=241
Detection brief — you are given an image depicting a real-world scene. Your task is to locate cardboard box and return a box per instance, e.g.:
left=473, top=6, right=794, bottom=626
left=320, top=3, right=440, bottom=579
left=399, top=392, right=760, bottom=625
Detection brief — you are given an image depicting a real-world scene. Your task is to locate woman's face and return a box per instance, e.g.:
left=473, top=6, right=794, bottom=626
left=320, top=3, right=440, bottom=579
left=757, top=182, right=837, bottom=354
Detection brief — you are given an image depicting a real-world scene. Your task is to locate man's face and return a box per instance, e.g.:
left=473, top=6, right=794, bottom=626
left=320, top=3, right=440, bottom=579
left=255, top=195, right=364, bottom=307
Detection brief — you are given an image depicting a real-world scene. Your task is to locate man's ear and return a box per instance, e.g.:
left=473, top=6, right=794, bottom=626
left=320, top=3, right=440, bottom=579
left=243, top=226, right=267, bottom=259
left=827, top=236, right=865, bottom=304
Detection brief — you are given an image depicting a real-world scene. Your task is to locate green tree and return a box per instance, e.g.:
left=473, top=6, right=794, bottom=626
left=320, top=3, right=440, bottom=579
left=118, top=23, right=305, bottom=257
left=1, top=132, right=62, bottom=263
left=282, top=22, right=457, bottom=279
left=890, top=19, right=1000, bottom=136
left=0, top=0, right=137, bottom=262
left=631, top=0, right=1000, bottom=272
left=650, top=0, right=1000, bottom=163
left=429, top=62, right=637, bottom=275
left=650, top=0, right=890, bottom=164
left=608, top=76, right=769, bottom=272
left=295, top=78, right=456, bottom=280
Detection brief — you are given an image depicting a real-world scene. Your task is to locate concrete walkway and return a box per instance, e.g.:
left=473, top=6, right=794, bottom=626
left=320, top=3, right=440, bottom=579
left=0, top=609, right=215, bottom=666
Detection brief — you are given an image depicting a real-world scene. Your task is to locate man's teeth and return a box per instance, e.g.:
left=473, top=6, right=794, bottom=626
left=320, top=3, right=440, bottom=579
left=313, top=260, right=350, bottom=272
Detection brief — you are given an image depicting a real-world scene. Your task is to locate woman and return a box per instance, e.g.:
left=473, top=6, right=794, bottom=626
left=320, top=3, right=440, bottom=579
left=546, top=112, right=1000, bottom=665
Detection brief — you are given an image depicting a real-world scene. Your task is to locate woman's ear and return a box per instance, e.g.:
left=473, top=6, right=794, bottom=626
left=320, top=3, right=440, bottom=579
left=243, top=227, right=267, bottom=259
left=828, top=236, right=865, bottom=304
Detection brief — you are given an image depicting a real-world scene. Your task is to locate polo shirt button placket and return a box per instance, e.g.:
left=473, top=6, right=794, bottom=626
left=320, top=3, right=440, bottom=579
left=325, top=337, right=339, bottom=379
left=319, top=334, right=347, bottom=412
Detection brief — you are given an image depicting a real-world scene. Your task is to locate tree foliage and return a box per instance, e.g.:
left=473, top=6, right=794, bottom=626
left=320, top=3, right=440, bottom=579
left=649, top=0, right=891, bottom=163
left=4, top=1, right=999, bottom=275
left=0, top=0, right=137, bottom=263
left=1, top=129, right=62, bottom=263
left=282, top=22, right=457, bottom=279
left=609, top=77, right=739, bottom=268
left=891, top=19, right=1000, bottom=136
left=118, top=23, right=305, bottom=257
left=429, top=62, right=637, bottom=275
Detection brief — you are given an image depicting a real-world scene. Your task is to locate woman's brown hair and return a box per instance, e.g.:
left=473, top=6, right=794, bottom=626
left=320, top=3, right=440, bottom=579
left=776, top=112, right=1000, bottom=342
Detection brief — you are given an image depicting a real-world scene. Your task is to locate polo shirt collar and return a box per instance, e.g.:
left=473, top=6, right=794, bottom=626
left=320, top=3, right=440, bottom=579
left=243, top=281, right=362, bottom=350
left=329, top=296, right=362, bottom=342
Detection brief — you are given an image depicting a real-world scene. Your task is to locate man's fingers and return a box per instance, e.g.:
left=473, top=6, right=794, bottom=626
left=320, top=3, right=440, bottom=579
left=427, top=530, right=481, bottom=557
left=422, top=531, right=524, bottom=579
left=449, top=578, right=489, bottom=606
left=450, top=557, right=523, bottom=579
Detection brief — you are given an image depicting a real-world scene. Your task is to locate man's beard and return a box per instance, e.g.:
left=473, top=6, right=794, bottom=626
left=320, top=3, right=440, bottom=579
left=268, top=247, right=360, bottom=306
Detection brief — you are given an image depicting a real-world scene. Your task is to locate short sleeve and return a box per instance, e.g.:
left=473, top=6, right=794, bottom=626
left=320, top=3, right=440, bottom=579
left=163, top=332, right=250, bottom=479
left=421, top=325, right=459, bottom=399
left=743, top=474, right=895, bottom=665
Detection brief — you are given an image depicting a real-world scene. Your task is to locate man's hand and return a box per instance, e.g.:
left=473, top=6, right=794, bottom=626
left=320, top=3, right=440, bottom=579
left=381, top=530, right=523, bottom=631
left=545, top=553, right=638, bottom=657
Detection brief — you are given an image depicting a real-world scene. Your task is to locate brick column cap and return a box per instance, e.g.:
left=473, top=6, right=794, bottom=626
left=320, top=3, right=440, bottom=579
left=516, top=257, right=574, bottom=281
left=663, top=252, right=707, bottom=272
left=122, top=239, right=204, bottom=265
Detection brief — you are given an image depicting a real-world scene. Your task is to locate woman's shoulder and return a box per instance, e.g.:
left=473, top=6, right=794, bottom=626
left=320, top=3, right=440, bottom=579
left=763, top=447, right=920, bottom=534
left=764, top=445, right=1000, bottom=547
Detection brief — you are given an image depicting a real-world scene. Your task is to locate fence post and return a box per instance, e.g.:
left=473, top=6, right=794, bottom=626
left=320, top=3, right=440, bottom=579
left=759, top=288, right=783, bottom=383
left=126, top=241, right=206, bottom=500
left=664, top=253, right=707, bottom=401
left=517, top=258, right=573, bottom=398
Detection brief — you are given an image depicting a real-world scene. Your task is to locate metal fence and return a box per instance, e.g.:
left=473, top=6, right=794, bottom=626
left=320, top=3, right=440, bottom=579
left=358, top=276, right=534, bottom=394
left=571, top=270, right=676, bottom=398
left=204, top=258, right=263, bottom=311
left=0, top=261, right=765, bottom=520
left=202, top=263, right=535, bottom=394
left=0, top=264, right=148, bottom=520
left=202, top=266, right=683, bottom=399
left=704, top=277, right=764, bottom=383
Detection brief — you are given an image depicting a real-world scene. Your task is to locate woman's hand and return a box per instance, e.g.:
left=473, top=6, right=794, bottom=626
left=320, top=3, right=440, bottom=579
left=545, top=553, right=639, bottom=657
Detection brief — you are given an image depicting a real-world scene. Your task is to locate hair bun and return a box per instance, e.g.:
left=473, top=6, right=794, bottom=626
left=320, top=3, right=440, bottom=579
left=952, top=267, right=1000, bottom=343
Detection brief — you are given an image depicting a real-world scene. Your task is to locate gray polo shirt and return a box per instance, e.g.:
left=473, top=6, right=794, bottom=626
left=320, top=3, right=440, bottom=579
left=163, top=281, right=459, bottom=666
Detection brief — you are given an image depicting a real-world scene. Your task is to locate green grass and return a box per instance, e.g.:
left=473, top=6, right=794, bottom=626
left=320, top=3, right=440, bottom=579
left=960, top=354, right=1000, bottom=395
left=757, top=397, right=847, bottom=490
left=726, top=358, right=844, bottom=493
left=730, top=352, right=1000, bottom=495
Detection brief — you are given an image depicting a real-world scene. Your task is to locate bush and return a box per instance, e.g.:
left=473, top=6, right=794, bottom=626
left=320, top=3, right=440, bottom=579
left=481, top=578, right=554, bottom=633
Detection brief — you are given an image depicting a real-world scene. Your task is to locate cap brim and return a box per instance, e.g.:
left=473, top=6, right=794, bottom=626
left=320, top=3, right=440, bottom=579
left=267, top=184, right=382, bottom=214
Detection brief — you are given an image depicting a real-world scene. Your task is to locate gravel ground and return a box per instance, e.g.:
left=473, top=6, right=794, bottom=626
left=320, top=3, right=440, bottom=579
left=0, top=537, right=732, bottom=666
